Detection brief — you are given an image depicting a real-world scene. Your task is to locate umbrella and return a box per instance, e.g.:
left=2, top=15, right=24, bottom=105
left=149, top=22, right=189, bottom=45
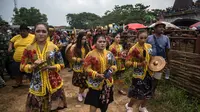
left=190, top=22, right=200, bottom=28
left=149, top=21, right=180, bottom=29
left=127, top=23, right=147, bottom=30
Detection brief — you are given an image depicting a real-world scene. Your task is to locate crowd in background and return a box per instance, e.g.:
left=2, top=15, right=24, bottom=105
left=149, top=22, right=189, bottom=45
left=0, top=21, right=170, bottom=112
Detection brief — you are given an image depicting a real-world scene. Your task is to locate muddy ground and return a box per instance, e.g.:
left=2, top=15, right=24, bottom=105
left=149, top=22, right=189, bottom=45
left=0, top=68, right=152, bottom=112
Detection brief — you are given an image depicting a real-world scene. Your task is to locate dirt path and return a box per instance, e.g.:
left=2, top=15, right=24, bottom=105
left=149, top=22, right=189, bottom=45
left=0, top=69, right=141, bottom=112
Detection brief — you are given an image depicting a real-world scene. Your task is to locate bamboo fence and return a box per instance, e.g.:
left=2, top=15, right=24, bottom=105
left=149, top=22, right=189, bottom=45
left=170, top=50, right=200, bottom=97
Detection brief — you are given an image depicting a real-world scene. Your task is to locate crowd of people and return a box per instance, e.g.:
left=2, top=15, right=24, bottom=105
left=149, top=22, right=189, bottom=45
left=0, top=21, right=170, bottom=112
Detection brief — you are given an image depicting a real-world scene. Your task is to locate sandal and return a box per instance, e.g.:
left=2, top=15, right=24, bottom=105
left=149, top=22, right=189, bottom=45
left=118, top=90, right=127, bottom=95
left=125, top=103, right=133, bottom=112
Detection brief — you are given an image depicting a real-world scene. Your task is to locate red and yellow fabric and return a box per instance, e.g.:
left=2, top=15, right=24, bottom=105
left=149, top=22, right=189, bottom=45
left=84, top=49, right=117, bottom=90
left=71, top=44, right=87, bottom=72
left=109, top=42, right=125, bottom=71
left=20, top=41, right=65, bottom=96
left=125, top=42, right=153, bottom=80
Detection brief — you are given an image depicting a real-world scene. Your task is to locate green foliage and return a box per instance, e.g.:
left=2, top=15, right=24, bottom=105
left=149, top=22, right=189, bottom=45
left=66, top=12, right=101, bottom=29
left=121, top=68, right=133, bottom=86
left=101, top=3, right=157, bottom=25
left=66, top=3, right=159, bottom=28
left=0, top=16, right=8, bottom=25
left=120, top=67, right=200, bottom=112
left=149, top=80, right=200, bottom=112
left=12, top=7, right=48, bottom=26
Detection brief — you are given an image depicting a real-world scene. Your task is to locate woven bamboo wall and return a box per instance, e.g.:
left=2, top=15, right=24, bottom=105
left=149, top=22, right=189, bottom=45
left=169, top=36, right=197, bottom=53
left=170, top=50, right=200, bottom=97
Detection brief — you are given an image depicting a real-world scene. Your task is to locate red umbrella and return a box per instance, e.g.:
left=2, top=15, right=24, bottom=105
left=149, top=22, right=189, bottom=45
left=190, top=22, right=200, bottom=28
left=127, top=23, right=147, bottom=31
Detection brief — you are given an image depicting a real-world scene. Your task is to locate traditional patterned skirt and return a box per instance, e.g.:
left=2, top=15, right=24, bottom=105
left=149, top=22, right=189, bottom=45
left=128, top=72, right=153, bottom=100
left=72, top=72, right=88, bottom=89
left=26, top=88, right=67, bottom=112
left=84, top=82, right=114, bottom=112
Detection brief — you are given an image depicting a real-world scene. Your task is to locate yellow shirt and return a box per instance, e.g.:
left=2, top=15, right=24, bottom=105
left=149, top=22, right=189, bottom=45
left=10, top=34, right=34, bottom=62
left=47, top=36, right=51, bottom=41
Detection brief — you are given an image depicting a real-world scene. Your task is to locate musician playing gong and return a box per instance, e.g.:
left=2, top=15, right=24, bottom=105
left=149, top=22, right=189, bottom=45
left=125, top=30, right=153, bottom=112
left=20, top=23, right=67, bottom=111
left=84, top=34, right=117, bottom=112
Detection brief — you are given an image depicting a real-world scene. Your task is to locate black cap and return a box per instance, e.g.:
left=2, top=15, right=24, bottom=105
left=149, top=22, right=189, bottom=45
left=19, top=24, right=29, bottom=31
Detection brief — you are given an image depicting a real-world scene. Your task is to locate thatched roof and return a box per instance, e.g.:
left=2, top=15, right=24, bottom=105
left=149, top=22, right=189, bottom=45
left=173, top=0, right=193, bottom=10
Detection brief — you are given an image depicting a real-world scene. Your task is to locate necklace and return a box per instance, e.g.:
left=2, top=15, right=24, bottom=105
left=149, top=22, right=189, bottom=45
left=36, top=42, right=48, bottom=60
left=96, top=49, right=106, bottom=73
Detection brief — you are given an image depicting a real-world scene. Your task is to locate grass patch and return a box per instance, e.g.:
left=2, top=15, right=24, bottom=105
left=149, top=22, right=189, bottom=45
left=121, top=68, right=200, bottom=112
left=148, top=80, right=200, bottom=112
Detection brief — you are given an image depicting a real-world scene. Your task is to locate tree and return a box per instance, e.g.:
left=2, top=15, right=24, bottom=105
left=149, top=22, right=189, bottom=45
left=12, top=7, right=48, bottom=26
left=101, top=4, right=151, bottom=25
left=0, top=16, right=8, bottom=25
left=66, top=3, right=165, bottom=28
left=66, top=12, right=101, bottom=29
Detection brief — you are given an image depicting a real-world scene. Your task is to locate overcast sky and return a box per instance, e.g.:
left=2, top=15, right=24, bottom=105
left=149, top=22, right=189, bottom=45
left=0, top=0, right=183, bottom=26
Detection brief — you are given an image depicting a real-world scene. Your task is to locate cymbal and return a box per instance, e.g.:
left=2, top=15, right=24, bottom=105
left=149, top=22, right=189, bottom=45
left=149, top=56, right=166, bottom=72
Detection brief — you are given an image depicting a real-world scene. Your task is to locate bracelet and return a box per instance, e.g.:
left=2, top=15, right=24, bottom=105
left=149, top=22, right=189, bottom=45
left=28, top=65, right=32, bottom=71
left=133, top=62, right=137, bottom=68
left=29, top=64, right=34, bottom=71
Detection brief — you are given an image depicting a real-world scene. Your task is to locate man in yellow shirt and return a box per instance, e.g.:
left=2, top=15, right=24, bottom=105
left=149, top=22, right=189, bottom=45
left=8, top=24, right=34, bottom=88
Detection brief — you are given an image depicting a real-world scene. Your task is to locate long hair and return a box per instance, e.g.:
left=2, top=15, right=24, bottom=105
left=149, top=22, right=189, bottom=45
left=74, top=31, right=90, bottom=58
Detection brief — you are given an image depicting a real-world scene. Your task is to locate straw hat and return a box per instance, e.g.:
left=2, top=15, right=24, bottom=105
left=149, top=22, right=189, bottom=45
left=154, top=21, right=166, bottom=28
left=149, top=56, right=166, bottom=72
